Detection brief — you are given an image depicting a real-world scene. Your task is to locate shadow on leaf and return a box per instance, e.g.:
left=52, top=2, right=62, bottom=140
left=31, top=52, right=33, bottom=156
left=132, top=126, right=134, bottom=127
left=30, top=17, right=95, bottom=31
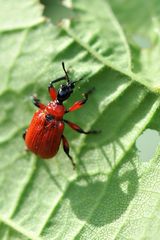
left=67, top=153, right=138, bottom=226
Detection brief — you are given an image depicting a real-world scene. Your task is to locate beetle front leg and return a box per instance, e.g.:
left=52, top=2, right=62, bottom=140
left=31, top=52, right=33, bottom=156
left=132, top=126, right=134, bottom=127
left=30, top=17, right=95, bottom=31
left=48, top=76, right=66, bottom=100
left=61, top=134, right=76, bottom=169
left=65, top=88, right=95, bottom=113
left=64, top=119, right=100, bottom=134
left=32, top=96, right=46, bottom=110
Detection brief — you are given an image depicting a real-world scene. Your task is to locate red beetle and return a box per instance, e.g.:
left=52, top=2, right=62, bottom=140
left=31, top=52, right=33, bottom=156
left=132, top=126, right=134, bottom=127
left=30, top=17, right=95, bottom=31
left=23, top=62, right=98, bottom=168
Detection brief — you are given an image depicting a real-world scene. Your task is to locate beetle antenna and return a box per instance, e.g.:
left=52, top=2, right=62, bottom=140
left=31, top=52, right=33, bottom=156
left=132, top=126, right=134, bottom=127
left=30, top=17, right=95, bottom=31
left=62, top=62, right=70, bottom=83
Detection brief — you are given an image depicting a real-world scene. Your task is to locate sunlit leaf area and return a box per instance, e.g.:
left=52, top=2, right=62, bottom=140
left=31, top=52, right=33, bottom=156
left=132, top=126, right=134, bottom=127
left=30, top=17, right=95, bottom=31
left=0, top=0, right=160, bottom=239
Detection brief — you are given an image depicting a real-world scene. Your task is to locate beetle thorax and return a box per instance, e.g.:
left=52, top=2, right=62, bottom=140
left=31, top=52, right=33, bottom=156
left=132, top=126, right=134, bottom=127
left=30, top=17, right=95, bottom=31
left=46, top=101, right=65, bottom=120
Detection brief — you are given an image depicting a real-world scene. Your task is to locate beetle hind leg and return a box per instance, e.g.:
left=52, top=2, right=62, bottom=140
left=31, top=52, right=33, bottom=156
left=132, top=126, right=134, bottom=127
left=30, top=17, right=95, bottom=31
left=61, top=135, right=76, bottom=169
left=64, top=119, right=100, bottom=134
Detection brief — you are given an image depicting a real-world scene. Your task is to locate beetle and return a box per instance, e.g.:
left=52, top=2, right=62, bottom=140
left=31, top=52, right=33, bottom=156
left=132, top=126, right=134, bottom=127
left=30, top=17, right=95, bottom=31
left=23, top=62, right=99, bottom=168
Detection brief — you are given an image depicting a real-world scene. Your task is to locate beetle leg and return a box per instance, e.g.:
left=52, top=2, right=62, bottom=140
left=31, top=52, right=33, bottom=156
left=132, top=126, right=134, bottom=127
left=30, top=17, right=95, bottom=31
left=23, top=129, right=27, bottom=140
left=65, top=88, right=95, bottom=113
left=61, top=135, right=76, bottom=169
left=48, top=62, right=71, bottom=100
left=64, top=119, right=100, bottom=134
left=48, top=76, right=66, bottom=100
left=32, top=96, right=46, bottom=110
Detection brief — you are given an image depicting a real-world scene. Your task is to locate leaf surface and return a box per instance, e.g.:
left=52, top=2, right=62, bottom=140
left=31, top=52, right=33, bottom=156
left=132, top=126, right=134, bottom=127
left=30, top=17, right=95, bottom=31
left=0, top=0, right=160, bottom=239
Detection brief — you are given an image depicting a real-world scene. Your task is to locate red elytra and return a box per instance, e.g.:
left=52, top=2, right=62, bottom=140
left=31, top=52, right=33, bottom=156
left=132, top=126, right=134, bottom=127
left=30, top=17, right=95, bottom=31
left=23, top=62, right=98, bottom=168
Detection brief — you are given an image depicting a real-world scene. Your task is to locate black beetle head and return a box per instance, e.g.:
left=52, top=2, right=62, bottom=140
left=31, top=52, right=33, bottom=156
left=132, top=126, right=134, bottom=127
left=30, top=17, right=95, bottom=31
left=54, top=62, right=82, bottom=103
left=57, top=81, right=75, bottom=102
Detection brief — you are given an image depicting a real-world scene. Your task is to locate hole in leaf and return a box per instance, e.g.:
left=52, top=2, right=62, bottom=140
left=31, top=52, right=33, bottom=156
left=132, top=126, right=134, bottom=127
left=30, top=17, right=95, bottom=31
left=132, top=34, right=152, bottom=48
left=40, top=0, right=73, bottom=24
left=136, top=129, right=160, bottom=162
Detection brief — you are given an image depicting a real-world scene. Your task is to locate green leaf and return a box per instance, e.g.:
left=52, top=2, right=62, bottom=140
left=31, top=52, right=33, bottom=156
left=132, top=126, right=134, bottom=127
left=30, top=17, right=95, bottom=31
left=0, top=0, right=160, bottom=239
left=0, top=0, right=45, bottom=30
left=107, top=0, right=160, bottom=91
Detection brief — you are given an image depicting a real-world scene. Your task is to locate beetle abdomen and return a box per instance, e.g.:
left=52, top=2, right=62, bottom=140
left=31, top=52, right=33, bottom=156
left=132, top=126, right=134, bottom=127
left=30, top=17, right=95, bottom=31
left=25, top=110, right=64, bottom=158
